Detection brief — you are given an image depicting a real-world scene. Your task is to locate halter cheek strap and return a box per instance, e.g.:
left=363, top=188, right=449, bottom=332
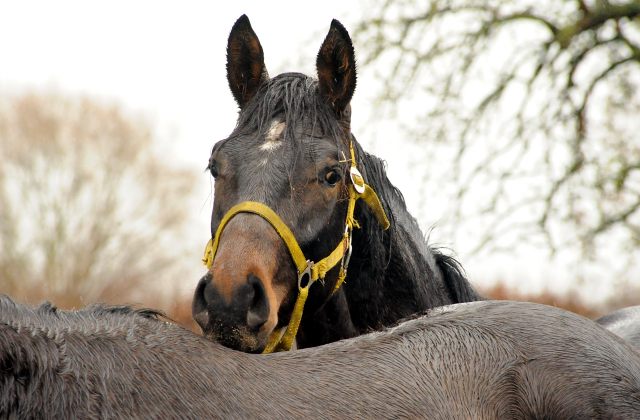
left=202, top=142, right=389, bottom=353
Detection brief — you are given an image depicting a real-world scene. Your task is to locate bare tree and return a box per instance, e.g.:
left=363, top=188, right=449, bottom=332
left=0, top=93, right=197, bottom=307
left=354, top=0, right=640, bottom=273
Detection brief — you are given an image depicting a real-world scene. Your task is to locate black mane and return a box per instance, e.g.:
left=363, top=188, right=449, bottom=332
left=340, top=138, right=484, bottom=331
left=219, top=73, right=348, bottom=163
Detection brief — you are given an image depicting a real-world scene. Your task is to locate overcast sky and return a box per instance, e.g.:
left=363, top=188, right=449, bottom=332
left=1, top=1, right=624, bottom=303
left=0, top=1, right=362, bottom=162
left=0, top=1, right=367, bottom=296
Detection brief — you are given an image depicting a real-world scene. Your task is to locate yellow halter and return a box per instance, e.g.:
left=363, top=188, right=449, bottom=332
left=202, top=143, right=389, bottom=353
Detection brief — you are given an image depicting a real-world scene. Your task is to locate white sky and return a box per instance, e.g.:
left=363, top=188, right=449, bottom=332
left=0, top=1, right=625, bottom=304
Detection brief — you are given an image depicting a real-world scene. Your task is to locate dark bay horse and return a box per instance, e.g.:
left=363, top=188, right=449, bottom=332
left=3, top=295, right=640, bottom=419
left=192, top=15, right=483, bottom=353
left=191, top=15, right=640, bottom=354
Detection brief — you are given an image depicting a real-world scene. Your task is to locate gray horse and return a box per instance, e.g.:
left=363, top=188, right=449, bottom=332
left=2, top=294, right=640, bottom=419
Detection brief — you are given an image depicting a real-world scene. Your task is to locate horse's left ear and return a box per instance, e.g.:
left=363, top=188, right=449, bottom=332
left=316, top=19, right=356, bottom=115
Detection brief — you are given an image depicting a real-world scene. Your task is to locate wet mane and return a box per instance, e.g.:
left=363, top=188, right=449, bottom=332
left=219, top=73, right=348, bottom=162
left=350, top=142, right=398, bottom=272
left=346, top=138, right=482, bottom=328
left=0, top=296, right=166, bottom=339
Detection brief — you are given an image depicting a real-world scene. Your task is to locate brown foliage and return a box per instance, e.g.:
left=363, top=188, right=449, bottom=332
left=0, top=93, right=198, bottom=309
left=8, top=278, right=640, bottom=336
left=483, top=280, right=640, bottom=320
left=483, top=282, right=601, bottom=319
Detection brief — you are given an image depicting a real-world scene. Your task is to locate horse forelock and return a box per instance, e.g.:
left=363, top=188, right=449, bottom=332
left=212, top=72, right=352, bottom=209
left=228, top=73, right=349, bottom=160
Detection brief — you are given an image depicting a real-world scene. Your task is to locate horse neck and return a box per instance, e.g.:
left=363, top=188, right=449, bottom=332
left=340, top=147, right=483, bottom=330
left=296, top=143, right=483, bottom=347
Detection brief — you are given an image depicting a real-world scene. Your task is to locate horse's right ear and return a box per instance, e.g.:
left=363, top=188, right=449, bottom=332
left=226, top=15, right=269, bottom=108
left=316, top=19, right=357, bottom=115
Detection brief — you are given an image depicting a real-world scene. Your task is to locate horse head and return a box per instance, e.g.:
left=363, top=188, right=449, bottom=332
left=192, top=15, right=363, bottom=352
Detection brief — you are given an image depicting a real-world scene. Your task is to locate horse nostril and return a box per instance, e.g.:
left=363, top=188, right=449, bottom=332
left=246, top=275, right=270, bottom=329
left=192, top=274, right=211, bottom=328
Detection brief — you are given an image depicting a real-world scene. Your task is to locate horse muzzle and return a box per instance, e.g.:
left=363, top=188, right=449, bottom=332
left=193, top=213, right=294, bottom=352
left=192, top=272, right=274, bottom=353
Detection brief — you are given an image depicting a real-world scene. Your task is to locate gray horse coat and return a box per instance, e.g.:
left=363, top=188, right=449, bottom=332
left=1, top=295, right=640, bottom=419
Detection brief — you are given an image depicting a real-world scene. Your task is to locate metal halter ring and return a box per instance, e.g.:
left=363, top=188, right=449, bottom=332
left=350, top=167, right=365, bottom=194
left=298, top=260, right=316, bottom=290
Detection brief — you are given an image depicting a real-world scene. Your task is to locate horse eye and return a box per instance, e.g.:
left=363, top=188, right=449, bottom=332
left=209, top=161, right=219, bottom=179
left=324, top=170, right=341, bottom=186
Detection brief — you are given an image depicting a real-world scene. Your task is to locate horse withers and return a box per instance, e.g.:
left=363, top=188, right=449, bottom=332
left=2, top=294, right=640, bottom=418
left=192, top=15, right=483, bottom=353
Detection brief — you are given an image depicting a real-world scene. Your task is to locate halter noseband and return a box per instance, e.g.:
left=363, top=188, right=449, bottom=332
left=202, top=143, right=389, bottom=353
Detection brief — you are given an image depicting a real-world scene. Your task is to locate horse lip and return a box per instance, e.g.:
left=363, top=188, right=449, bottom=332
left=202, top=326, right=267, bottom=353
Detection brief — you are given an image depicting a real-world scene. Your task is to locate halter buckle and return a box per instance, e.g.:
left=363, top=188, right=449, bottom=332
left=341, top=226, right=353, bottom=273
left=350, top=167, right=365, bottom=194
left=298, top=261, right=316, bottom=290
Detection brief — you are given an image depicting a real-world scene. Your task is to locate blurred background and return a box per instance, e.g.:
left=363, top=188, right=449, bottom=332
left=1, top=0, right=639, bottom=331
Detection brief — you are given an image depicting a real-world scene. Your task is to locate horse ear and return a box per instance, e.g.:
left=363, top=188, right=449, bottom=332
left=226, top=15, right=269, bottom=108
left=316, top=19, right=357, bottom=114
